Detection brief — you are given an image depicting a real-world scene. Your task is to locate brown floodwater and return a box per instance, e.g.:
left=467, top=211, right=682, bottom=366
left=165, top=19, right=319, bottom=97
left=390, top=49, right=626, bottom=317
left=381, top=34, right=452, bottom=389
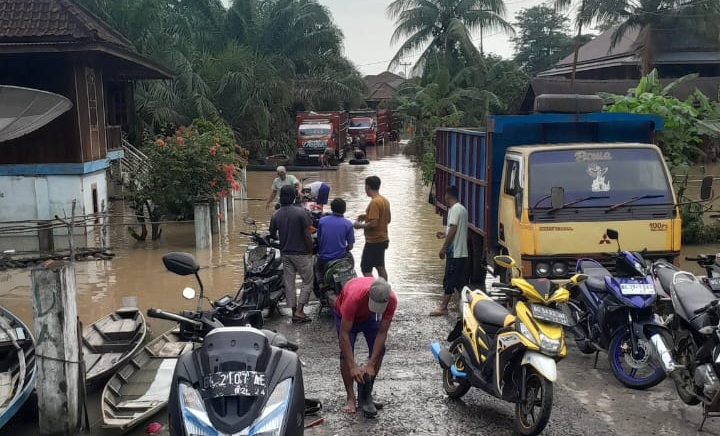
left=0, top=143, right=447, bottom=327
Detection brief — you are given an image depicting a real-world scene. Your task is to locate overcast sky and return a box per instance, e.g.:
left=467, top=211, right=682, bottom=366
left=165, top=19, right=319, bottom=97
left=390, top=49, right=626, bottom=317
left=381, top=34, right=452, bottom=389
left=319, top=0, right=548, bottom=76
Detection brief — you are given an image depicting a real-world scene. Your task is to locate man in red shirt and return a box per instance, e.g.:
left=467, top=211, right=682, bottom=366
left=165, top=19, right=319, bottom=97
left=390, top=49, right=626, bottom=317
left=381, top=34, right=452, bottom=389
left=334, top=276, right=397, bottom=416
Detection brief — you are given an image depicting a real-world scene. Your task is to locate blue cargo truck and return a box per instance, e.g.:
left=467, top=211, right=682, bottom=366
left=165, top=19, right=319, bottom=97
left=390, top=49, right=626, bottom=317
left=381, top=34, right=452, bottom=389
left=432, top=95, right=711, bottom=284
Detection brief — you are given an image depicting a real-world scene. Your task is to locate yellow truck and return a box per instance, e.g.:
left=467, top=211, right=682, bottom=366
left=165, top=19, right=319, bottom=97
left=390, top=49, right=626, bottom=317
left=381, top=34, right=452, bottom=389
left=432, top=95, right=711, bottom=282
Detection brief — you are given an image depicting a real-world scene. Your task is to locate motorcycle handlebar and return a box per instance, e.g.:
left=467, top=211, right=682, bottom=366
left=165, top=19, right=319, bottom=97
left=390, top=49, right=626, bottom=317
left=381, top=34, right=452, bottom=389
left=147, top=308, right=203, bottom=327
left=491, top=282, right=509, bottom=288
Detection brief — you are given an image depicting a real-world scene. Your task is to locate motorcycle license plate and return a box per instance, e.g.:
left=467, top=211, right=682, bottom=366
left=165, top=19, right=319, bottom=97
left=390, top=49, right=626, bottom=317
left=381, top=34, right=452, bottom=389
left=333, top=269, right=356, bottom=283
left=619, top=283, right=655, bottom=296
left=530, top=304, right=571, bottom=326
left=708, top=277, right=720, bottom=292
left=200, top=371, right=266, bottom=398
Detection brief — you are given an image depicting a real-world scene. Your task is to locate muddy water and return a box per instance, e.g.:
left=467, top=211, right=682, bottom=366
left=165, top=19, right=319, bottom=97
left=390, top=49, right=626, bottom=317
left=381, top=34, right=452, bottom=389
left=0, top=143, right=446, bottom=327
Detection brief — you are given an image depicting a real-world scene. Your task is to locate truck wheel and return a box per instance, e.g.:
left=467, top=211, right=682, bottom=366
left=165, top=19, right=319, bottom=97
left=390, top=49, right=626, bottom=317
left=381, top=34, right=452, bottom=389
left=533, top=94, right=605, bottom=114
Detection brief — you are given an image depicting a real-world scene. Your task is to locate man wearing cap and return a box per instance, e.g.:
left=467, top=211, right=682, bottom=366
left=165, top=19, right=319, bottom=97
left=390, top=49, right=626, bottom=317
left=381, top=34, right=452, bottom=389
left=266, top=166, right=300, bottom=210
left=334, top=276, right=397, bottom=416
left=270, top=184, right=314, bottom=323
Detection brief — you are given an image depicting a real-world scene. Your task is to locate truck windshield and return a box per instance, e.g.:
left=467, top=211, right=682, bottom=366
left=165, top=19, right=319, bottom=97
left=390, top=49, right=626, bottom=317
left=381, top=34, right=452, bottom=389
left=350, top=118, right=372, bottom=128
left=299, top=126, right=331, bottom=136
left=528, top=148, right=672, bottom=209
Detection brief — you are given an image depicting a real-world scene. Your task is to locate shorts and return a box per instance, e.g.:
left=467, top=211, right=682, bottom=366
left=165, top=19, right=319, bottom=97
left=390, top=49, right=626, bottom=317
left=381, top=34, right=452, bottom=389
left=360, top=240, right=389, bottom=273
left=443, top=257, right=467, bottom=295
left=334, top=310, right=385, bottom=359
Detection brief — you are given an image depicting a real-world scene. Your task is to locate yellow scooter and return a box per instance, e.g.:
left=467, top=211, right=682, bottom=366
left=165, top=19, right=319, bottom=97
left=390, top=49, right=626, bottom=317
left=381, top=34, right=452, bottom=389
left=430, top=256, right=587, bottom=436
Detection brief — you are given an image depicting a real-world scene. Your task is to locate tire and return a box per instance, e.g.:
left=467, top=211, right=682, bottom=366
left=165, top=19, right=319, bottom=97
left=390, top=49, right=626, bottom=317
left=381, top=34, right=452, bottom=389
left=563, top=301, right=595, bottom=354
left=607, top=327, right=667, bottom=389
left=533, top=94, right=604, bottom=114
left=674, top=369, right=701, bottom=405
left=514, top=367, right=554, bottom=436
left=349, top=159, right=370, bottom=165
left=442, top=339, right=471, bottom=399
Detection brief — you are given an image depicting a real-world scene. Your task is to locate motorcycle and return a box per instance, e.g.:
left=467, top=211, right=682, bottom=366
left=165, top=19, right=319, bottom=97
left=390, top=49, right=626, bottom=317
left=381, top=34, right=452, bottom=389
left=685, top=253, right=720, bottom=294
left=149, top=251, right=306, bottom=436
left=651, top=259, right=720, bottom=430
left=313, top=253, right=356, bottom=314
left=239, top=217, right=285, bottom=316
left=431, top=255, right=586, bottom=436
left=567, top=228, right=677, bottom=389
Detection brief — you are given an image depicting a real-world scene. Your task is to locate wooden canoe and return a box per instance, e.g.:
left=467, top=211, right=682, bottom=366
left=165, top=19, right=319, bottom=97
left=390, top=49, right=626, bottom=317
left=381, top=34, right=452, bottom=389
left=83, top=307, right=147, bottom=391
left=0, top=307, right=36, bottom=430
left=101, top=327, right=194, bottom=431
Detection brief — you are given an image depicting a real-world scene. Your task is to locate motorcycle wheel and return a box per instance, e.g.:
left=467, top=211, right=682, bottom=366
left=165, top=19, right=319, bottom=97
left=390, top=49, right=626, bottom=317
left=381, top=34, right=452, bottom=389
left=674, top=369, right=701, bottom=405
left=442, top=339, right=470, bottom=399
left=607, top=327, right=667, bottom=390
left=566, top=302, right=595, bottom=355
left=514, top=367, right=553, bottom=436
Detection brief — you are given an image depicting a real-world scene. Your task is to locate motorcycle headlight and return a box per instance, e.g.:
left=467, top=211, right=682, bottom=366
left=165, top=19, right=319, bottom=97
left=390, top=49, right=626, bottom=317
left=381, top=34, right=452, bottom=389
left=518, top=322, right=537, bottom=346
left=540, top=334, right=561, bottom=355
left=178, top=378, right=293, bottom=436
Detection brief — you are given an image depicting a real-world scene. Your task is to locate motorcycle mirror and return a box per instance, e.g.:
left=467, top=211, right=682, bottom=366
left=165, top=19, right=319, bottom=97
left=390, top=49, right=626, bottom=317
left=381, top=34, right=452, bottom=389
left=701, top=176, right=713, bottom=201
left=606, top=229, right=619, bottom=240
left=162, top=252, right=200, bottom=276
left=494, top=255, right=516, bottom=269
left=182, top=287, right=196, bottom=300
left=243, top=217, right=256, bottom=225
left=570, top=274, right=588, bottom=285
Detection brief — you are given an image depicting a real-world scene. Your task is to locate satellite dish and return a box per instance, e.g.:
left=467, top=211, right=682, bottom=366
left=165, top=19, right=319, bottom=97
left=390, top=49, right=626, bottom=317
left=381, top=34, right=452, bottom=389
left=0, top=86, right=73, bottom=142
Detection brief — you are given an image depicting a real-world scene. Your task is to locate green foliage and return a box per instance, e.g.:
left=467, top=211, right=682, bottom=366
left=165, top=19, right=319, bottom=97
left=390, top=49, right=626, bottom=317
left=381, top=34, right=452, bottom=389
left=602, top=70, right=720, bottom=171
left=129, top=119, right=249, bottom=221
left=512, top=6, right=578, bottom=75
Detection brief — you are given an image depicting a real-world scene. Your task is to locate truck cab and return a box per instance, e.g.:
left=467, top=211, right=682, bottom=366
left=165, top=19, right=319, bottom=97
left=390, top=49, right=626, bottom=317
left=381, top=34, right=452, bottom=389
left=295, top=111, right=348, bottom=165
left=349, top=116, right=376, bottom=145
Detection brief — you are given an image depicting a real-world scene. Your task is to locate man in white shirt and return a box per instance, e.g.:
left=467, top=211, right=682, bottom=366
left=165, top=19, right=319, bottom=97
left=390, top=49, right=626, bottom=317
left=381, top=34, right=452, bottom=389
left=266, top=166, right=300, bottom=210
left=430, top=185, right=468, bottom=316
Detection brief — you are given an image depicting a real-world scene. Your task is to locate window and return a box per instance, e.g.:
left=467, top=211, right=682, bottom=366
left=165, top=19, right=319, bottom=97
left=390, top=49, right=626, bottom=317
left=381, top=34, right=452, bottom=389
left=299, top=126, right=332, bottom=136
left=503, top=157, right=523, bottom=218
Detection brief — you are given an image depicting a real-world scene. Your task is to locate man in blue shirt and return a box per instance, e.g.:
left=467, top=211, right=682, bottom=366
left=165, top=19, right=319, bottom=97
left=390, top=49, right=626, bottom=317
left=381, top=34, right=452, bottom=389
left=317, top=198, right=355, bottom=270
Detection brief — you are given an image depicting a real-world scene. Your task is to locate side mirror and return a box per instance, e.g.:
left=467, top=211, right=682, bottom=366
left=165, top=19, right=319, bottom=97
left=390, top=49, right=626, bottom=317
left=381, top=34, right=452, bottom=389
left=701, top=176, right=713, bottom=201
left=182, top=287, right=196, bottom=300
left=570, top=274, right=588, bottom=285
left=162, top=252, right=200, bottom=276
left=243, top=217, right=256, bottom=225
left=606, top=228, right=619, bottom=240
left=494, top=255, right=516, bottom=269
left=550, top=187, right=565, bottom=210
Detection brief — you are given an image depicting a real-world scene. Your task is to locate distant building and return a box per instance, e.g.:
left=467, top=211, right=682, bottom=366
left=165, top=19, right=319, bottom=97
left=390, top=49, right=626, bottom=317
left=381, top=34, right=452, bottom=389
left=364, top=71, right=405, bottom=108
left=0, top=0, right=170, bottom=250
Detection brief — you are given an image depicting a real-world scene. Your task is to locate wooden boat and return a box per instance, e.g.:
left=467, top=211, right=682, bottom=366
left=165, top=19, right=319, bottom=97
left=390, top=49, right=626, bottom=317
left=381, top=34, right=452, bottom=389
left=101, top=327, right=194, bottom=432
left=0, top=307, right=36, bottom=430
left=83, top=307, right=147, bottom=391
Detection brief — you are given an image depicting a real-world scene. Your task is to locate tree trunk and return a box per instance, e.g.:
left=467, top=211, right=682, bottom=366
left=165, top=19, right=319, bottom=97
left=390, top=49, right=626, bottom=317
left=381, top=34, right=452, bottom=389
left=570, top=0, right=586, bottom=89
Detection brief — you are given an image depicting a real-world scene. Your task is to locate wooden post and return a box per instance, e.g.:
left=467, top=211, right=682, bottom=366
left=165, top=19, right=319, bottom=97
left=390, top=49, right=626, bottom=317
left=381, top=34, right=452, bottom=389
left=194, top=201, right=212, bottom=250
left=37, top=221, right=54, bottom=252
left=209, top=201, right=220, bottom=235
left=31, top=261, right=80, bottom=436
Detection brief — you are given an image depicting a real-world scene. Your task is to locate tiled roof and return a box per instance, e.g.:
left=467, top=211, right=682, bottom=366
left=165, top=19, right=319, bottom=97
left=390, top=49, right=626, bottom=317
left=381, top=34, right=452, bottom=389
left=0, top=0, right=131, bottom=47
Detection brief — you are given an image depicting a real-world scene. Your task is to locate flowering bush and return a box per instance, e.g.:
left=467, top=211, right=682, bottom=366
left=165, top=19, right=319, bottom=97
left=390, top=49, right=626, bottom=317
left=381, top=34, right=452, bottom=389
left=126, top=119, right=249, bottom=239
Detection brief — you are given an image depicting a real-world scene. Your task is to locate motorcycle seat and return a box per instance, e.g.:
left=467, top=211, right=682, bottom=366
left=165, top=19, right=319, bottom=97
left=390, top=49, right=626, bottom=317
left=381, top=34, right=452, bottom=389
left=578, top=260, right=610, bottom=293
left=472, top=298, right=513, bottom=334
left=670, top=272, right=716, bottom=324
left=653, top=261, right=677, bottom=294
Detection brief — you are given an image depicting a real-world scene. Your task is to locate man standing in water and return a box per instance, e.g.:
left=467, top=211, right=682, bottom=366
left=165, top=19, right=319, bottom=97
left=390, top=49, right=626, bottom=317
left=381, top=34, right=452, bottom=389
left=353, top=176, right=391, bottom=280
left=265, top=166, right=300, bottom=210
left=430, top=185, right=468, bottom=316
left=335, top=276, right=397, bottom=416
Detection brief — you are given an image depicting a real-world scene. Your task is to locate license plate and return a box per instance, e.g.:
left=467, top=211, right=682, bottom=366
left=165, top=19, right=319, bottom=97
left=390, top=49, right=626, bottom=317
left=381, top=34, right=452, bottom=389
left=708, top=277, right=720, bottom=291
left=333, top=269, right=356, bottom=283
left=619, top=283, right=656, bottom=296
left=200, top=371, right=266, bottom=399
left=530, top=304, right=571, bottom=327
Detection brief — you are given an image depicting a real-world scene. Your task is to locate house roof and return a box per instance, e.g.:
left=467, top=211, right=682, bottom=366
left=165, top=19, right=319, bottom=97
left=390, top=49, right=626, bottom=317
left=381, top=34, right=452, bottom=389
left=0, top=0, right=172, bottom=80
left=519, top=77, right=720, bottom=113
left=364, top=71, right=405, bottom=101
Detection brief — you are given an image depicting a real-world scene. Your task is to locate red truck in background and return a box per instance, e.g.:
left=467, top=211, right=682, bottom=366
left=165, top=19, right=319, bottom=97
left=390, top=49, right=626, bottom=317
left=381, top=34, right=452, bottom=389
left=295, top=111, right=348, bottom=166
left=348, top=109, right=401, bottom=146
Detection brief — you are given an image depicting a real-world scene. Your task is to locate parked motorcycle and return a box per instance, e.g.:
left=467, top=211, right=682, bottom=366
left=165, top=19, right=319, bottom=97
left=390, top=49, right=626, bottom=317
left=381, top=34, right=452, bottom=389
left=239, top=217, right=285, bottom=316
left=566, top=229, right=677, bottom=389
left=431, top=255, right=586, bottom=436
left=149, top=251, right=306, bottom=436
left=685, top=253, right=720, bottom=294
left=313, top=253, right=356, bottom=314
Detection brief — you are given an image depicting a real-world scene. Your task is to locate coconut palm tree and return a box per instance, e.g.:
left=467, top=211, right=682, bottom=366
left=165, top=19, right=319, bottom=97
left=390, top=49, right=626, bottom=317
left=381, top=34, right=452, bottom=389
left=386, top=0, right=514, bottom=74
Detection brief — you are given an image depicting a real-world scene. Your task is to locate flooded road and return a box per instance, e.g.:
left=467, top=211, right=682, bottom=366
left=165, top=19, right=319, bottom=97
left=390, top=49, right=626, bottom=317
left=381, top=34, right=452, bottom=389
left=2, top=146, right=720, bottom=435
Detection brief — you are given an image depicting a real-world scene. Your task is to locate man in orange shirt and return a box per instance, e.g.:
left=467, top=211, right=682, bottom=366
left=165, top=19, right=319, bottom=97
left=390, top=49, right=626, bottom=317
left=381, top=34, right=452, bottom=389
left=353, top=176, right=391, bottom=280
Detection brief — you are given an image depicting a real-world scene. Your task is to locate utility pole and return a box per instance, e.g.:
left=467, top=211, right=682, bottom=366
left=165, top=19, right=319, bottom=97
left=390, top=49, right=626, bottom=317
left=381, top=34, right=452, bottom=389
left=399, top=61, right=411, bottom=79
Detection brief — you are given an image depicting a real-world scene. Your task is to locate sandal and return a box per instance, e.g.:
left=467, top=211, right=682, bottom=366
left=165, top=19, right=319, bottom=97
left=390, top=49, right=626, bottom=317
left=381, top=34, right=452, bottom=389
left=429, top=308, right=448, bottom=316
left=292, top=315, right=312, bottom=324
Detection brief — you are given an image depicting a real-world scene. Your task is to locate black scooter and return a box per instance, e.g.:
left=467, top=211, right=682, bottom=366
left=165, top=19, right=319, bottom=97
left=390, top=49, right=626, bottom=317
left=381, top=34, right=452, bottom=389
left=240, top=217, right=286, bottom=316
left=149, top=252, right=307, bottom=436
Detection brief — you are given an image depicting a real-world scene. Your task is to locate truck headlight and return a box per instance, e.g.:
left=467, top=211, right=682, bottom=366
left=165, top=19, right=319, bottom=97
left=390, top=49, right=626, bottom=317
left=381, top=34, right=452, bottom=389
left=552, top=262, right=568, bottom=277
left=535, top=262, right=550, bottom=278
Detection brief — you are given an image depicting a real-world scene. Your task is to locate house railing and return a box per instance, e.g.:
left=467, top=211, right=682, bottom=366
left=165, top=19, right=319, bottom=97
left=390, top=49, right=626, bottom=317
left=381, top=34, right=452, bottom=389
left=120, top=138, right=150, bottom=183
